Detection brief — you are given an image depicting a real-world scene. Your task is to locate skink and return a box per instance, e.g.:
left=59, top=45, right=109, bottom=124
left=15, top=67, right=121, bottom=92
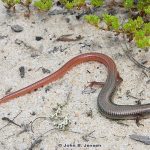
left=0, top=53, right=150, bottom=120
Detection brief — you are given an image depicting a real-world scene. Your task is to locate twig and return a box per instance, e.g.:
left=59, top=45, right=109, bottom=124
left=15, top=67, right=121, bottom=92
left=30, top=117, right=48, bottom=133
left=121, top=37, right=150, bottom=72
left=2, top=117, right=21, bottom=128
left=116, top=121, right=129, bottom=127
left=29, top=128, right=56, bottom=149
left=39, top=128, right=56, bottom=138
left=66, top=130, right=96, bottom=139
left=56, top=34, right=84, bottom=42
left=17, top=123, right=31, bottom=136
left=82, top=130, right=96, bottom=141
left=29, top=139, right=42, bottom=150
left=4, top=133, right=16, bottom=140
left=142, top=70, right=149, bottom=78
left=0, top=111, right=22, bottom=131
left=126, top=90, right=145, bottom=101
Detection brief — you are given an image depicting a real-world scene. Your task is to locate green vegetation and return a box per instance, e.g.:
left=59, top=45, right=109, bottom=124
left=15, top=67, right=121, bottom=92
left=59, top=0, right=85, bottom=9
left=91, top=0, right=103, bottom=7
left=123, top=17, right=150, bottom=48
left=124, top=0, right=134, bottom=9
left=65, top=1, right=74, bottom=10
left=1, top=0, right=149, bottom=48
left=134, top=23, right=150, bottom=48
left=73, top=0, right=85, bottom=8
left=2, top=0, right=20, bottom=9
left=123, top=16, right=144, bottom=33
left=124, top=0, right=150, bottom=15
left=84, top=14, right=150, bottom=48
left=103, top=14, right=120, bottom=31
left=34, top=0, right=52, bottom=11
left=84, top=15, right=100, bottom=27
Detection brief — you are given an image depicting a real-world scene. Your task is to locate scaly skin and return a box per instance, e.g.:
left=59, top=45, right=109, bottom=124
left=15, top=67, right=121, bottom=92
left=0, top=53, right=150, bottom=120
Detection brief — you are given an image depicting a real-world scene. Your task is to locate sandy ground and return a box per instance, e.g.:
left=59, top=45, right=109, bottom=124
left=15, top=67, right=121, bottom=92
left=0, top=1, right=150, bottom=150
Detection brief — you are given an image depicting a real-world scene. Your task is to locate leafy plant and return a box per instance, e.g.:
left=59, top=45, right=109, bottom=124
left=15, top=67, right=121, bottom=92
left=91, top=0, right=103, bottom=7
left=123, top=0, right=134, bottom=9
left=73, top=0, right=85, bottom=8
left=85, top=14, right=149, bottom=48
left=84, top=15, right=100, bottom=27
left=143, top=23, right=150, bottom=35
left=137, top=0, right=150, bottom=14
left=0, top=0, right=149, bottom=48
left=134, top=30, right=149, bottom=48
left=59, top=0, right=67, bottom=5
left=65, top=1, right=74, bottom=9
left=134, top=22, right=150, bottom=48
left=124, top=0, right=150, bottom=15
left=123, top=16, right=144, bottom=33
left=34, top=0, right=52, bottom=11
left=144, top=5, right=150, bottom=14
left=23, top=0, right=32, bottom=7
left=103, top=14, right=120, bottom=31
left=59, top=0, right=85, bottom=9
left=2, top=0, right=20, bottom=9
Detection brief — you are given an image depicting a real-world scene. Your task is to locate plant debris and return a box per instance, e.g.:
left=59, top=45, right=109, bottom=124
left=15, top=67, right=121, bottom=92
left=56, top=34, right=84, bottom=42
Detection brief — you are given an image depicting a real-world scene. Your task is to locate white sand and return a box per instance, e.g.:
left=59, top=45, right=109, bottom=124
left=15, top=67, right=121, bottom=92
left=0, top=2, right=150, bottom=150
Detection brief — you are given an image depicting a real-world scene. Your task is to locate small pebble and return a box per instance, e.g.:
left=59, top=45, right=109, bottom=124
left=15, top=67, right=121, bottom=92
left=11, top=25, right=23, bottom=32
left=42, top=68, right=51, bottom=74
left=15, top=39, right=23, bottom=45
left=30, top=112, right=36, bottom=116
left=65, top=18, right=70, bottom=23
left=45, top=86, right=52, bottom=93
left=35, top=36, right=43, bottom=41
left=141, top=60, right=148, bottom=65
left=0, top=35, right=8, bottom=39
left=56, top=1, right=61, bottom=6
left=19, top=66, right=25, bottom=78
left=146, top=80, right=150, bottom=84
left=5, top=88, right=12, bottom=95
left=31, top=53, right=39, bottom=58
